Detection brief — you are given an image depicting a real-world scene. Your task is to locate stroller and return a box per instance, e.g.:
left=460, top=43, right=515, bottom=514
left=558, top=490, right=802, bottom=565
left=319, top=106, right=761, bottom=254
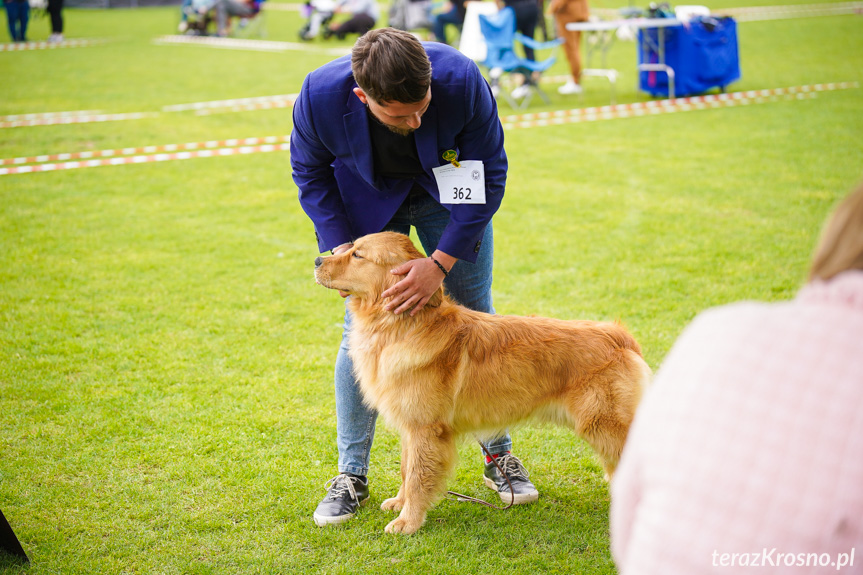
left=298, top=0, right=336, bottom=40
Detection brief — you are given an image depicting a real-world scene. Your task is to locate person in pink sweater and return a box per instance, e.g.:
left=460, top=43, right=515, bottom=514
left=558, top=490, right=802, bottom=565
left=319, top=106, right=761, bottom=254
left=611, top=183, right=863, bottom=574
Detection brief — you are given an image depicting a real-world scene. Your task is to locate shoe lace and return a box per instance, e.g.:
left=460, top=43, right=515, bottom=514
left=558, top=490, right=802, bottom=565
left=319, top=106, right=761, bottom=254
left=323, top=474, right=361, bottom=502
left=496, top=454, right=530, bottom=481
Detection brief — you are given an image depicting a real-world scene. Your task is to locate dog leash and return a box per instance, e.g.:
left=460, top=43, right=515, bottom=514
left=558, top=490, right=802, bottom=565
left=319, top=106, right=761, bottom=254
left=445, top=440, right=515, bottom=511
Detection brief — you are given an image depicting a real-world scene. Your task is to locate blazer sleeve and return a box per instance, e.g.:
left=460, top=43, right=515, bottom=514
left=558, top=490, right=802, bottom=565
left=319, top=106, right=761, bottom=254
left=435, top=59, right=507, bottom=262
left=290, top=74, right=355, bottom=253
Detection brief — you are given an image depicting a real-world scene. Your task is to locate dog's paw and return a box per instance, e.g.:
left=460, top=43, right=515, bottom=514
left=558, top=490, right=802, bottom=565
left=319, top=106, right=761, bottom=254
left=381, top=497, right=404, bottom=512
left=384, top=516, right=423, bottom=535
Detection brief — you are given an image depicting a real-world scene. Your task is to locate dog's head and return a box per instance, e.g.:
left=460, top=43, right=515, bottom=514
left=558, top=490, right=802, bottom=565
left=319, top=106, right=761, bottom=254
left=314, top=231, right=443, bottom=309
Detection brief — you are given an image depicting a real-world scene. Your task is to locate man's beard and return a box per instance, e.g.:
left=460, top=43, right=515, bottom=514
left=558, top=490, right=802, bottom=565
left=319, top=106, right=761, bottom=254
left=383, top=123, right=415, bottom=137
left=367, top=106, right=415, bottom=136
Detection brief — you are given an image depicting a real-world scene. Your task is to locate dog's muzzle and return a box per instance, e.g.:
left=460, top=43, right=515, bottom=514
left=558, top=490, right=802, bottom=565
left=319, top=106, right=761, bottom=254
left=314, top=256, right=330, bottom=288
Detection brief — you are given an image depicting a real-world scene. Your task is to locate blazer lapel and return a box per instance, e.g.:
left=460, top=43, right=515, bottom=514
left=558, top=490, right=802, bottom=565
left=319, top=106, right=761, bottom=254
left=344, top=94, right=377, bottom=189
left=415, top=104, right=440, bottom=173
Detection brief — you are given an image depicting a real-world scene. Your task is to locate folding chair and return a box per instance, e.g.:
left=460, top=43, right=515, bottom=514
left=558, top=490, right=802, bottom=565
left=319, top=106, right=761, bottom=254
left=478, top=7, right=563, bottom=109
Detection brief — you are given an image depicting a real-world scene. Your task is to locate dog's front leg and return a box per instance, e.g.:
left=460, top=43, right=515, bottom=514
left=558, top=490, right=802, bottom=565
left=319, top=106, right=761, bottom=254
left=381, top=440, right=409, bottom=512
left=384, top=423, right=456, bottom=535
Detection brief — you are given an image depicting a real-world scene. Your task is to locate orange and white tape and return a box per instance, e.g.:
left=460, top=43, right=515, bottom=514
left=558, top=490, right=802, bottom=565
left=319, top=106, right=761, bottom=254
left=715, top=1, right=863, bottom=21
left=592, top=1, right=862, bottom=21
left=0, top=38, right=108, bottom=51
left=3, top=83, right=857, bottom=175
left=1, top=111, right=157, bottom=128
left=0, top=138, right=291, bottom=176
left=153, top=34, right=350, bottom=56
left=191, top=98, right=297, bottom=116
left=2, top=97, right=298, bottom=129
left=163, top=94, right=298, bottom=114
left=501, top=83, right=858, bottom=130
left=0, top=110, right=104, bottom=122
left=1, top=135, right=291, bottom=167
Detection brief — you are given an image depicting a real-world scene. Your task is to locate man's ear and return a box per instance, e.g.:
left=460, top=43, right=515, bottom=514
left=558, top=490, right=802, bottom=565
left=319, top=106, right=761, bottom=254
left=353, top=87, right=369, bottom=106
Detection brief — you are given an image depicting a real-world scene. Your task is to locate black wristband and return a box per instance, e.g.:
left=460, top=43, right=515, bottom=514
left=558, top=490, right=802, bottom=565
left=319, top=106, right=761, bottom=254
left=430, top=257, right=449, bottom=277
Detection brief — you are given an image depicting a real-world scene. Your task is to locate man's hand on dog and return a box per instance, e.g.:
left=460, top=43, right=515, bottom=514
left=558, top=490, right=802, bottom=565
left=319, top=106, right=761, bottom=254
left=383, top=250, right=454, bottom=316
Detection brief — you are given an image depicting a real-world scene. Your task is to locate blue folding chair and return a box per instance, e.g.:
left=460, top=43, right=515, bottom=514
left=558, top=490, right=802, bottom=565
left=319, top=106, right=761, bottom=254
left=478, top=7, right=563, bottom=109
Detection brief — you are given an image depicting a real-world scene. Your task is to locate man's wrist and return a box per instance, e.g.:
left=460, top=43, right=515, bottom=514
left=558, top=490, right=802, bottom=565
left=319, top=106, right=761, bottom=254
left=430, top=257, right=449, bottom=277
left=430, top=250, right=456, bottom=274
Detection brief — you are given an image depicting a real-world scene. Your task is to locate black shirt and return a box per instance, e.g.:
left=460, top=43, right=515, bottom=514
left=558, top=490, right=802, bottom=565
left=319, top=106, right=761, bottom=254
left=367, top=107, right=425, bottom=179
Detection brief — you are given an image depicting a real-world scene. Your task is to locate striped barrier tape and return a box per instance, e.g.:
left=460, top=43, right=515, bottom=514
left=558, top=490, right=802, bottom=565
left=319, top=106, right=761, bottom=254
left=1, top=135, right=291, bottom=167
left=0, top=142, right=291, bottom=176
left=592, top=1, right=862, bottom=21
left=0, top=38, right=109, bottom=51
left=1, top=112, right=158, bottom=129
left=153, top=34, right=350, bottom=56
left=162, top=94, right=298, bottom=113
left=714, top=1, right=863, bottom=20
left=192, top=98, right=297, bottom=115
left=500, top=83, right=859, bottom=130
left=0, top=110, right=104, bottom=122
left=2, top=83, right=857, bottom=175
left=1, top=96, right=298, bottom=129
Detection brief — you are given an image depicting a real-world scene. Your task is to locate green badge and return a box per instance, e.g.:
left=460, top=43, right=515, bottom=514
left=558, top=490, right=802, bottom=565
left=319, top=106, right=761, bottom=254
left=442, top=149, right=460, bottom=168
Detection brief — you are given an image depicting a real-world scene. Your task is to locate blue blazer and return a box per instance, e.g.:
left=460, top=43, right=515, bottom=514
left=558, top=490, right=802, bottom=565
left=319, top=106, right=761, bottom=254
left=290, top=42, right=507, bottom=263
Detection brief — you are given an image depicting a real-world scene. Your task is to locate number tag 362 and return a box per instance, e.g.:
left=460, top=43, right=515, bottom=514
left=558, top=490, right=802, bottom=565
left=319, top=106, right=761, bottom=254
left=432, top=160, right=486, bottom=205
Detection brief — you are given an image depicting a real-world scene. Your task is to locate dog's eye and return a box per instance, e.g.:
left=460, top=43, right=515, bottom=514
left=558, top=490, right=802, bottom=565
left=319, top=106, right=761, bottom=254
left=352, top=252, right=364, bottom=259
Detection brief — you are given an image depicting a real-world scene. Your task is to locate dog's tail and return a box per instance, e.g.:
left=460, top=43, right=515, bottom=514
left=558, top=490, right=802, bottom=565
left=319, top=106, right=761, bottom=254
left=606, top=323, right=652, bottom=403
left=605, top=321, right=643, bottom=356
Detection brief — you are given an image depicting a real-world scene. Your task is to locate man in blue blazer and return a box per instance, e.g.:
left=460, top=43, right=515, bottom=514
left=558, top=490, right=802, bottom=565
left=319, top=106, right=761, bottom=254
left=292, top=28, right=540, bottom=527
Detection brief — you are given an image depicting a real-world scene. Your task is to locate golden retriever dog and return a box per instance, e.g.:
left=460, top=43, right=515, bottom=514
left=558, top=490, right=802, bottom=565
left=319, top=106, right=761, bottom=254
left=314, top=232, right=651, bottom=534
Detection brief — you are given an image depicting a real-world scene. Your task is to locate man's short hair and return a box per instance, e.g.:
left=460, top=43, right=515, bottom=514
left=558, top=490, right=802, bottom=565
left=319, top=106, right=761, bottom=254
left=351, top=28, right=432, bottom=104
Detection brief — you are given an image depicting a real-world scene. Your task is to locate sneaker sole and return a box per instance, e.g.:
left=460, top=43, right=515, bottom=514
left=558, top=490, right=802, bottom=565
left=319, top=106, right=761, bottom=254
left=483, top=476, right=539, bottom=505
left=312, top=495, right=370, bottom=527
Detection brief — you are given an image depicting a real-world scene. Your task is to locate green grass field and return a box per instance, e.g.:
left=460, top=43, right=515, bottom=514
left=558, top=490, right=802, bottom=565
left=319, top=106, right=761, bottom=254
left=1, top=2, right=862, bottom=573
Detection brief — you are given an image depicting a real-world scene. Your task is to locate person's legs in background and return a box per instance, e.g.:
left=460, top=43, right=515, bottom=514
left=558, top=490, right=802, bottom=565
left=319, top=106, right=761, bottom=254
left=5, top=0, right=30, bottom=42
left=178, top=0, right=193, bottom=33
left=47, top=0, right=63, bottom=42
left=5, top=1, right=20, bottom=42
left=508, top=0, right=541, bottom=99
left=510, top=0, right=538, bottom=61
left=556, top=14, right=584, bottom=94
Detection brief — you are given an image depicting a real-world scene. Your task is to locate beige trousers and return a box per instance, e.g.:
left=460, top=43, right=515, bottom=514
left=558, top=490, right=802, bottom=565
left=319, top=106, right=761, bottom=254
left=549, top=0, right=589, bottom=82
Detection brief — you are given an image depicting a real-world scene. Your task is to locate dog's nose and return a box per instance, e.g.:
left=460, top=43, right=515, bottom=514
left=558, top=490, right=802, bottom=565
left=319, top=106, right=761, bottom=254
left=315, top=256, right=324, bottom=268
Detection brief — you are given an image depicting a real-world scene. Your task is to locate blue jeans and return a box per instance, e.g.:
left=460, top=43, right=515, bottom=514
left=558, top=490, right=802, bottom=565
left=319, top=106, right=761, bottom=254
left=334, top=187, right=512, bottom=476
left=5, top=0, right=29, bottom=42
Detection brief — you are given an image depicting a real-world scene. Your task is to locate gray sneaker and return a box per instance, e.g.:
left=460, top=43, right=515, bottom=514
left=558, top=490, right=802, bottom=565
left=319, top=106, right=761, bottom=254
left=313, top=473, right=370, bottom=527
left=483, top=453, right=539, bottom=504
